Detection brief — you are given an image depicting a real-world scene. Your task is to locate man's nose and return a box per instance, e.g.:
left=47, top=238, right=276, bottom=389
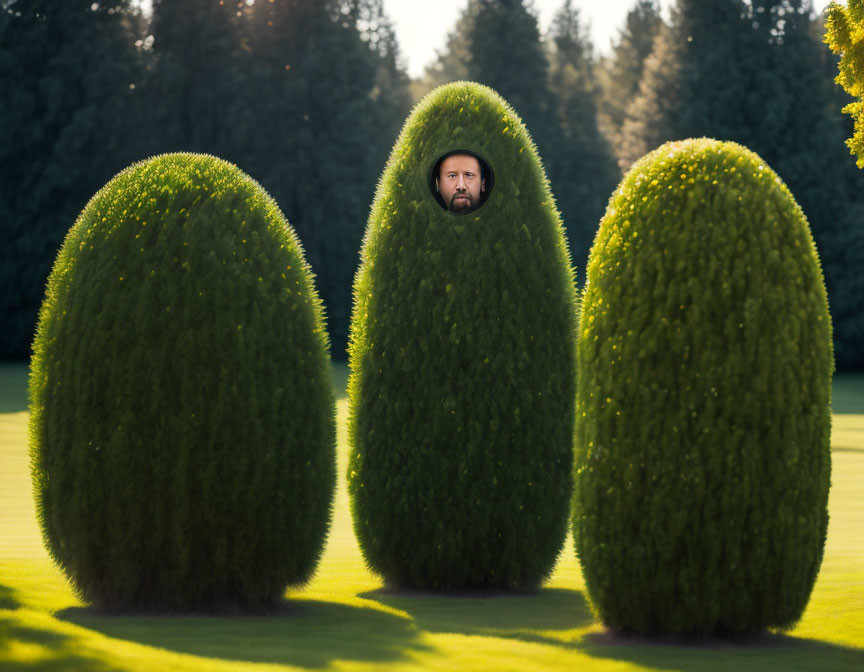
left=456, top=175, right=467, bottom=190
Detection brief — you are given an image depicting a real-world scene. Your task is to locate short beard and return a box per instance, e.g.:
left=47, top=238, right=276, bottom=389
left=448, top=194, right=474, bottom=213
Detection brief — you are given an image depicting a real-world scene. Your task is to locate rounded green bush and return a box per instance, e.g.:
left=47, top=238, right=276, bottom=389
left=348, top=82, right=577, bottom=590
left=573, top=138, right=833, bottom=637
left=29, top=153, right=336, bottom=611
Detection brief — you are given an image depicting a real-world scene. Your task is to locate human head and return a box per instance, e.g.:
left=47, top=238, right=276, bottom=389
left=436, top=153, right=486, bottom=213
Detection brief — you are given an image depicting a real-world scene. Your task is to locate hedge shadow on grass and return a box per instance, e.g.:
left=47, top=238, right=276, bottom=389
left=580, top=630, right=864, bottom=671
left=360, top=587, right=593, bottom=643
left=0, top=616, right=119, bottom=671
left=57, top=599, right=425, bottom=668
left=0, top=584, right=20, bottom=610
left=359, top=586, right=864, bottom=670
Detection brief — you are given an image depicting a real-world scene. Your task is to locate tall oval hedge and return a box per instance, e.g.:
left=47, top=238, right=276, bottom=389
left=29, top=153, right=336, bottom=611
left=348, top=81, right=577, bottom=590
left=573, top=138, right=833, bottom=637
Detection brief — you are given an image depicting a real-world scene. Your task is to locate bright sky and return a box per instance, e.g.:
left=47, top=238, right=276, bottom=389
left=383, top=0, right=835, bottom=78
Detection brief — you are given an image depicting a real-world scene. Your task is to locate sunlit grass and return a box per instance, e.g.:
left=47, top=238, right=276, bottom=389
left=1, top=363, right=862, bottom=670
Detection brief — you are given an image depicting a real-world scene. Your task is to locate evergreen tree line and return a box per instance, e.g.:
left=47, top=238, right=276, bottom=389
left=418, top=0, right=862, bottom=370
left=0, top=0, right=409, bottom=359
left=2, top=0, right=862, bottom=368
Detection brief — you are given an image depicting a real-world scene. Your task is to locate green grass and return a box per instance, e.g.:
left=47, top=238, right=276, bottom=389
left=1, top=363, right=862, bottom=671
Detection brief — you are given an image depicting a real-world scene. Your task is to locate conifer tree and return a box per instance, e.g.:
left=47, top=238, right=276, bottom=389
left=415, top=0, right=479, bottom=98
left=1, top=0, right=409, bottom=361
left=238, top=0, right=409, bottom=356
left=618, top=0, right=864, bottom=369
left=417, top=0, right=552, bottom=122
left=742, top=0, right=864, bottom=370
left=0, top=0, right=144, bottom=358
left=143, top=0, right=246, bottom=160
left=599, top=0, right=663, bottom=141
left=618, top=0, right=749, bottom=167
left=462, top=0, right=599, bottom=265
left=466, top=0, right=556, bottom=145
left=547, top=0, right=620, bottom=277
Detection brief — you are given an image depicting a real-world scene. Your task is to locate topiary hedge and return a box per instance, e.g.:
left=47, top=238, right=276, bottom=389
left=29, top=153, right=336, bottom=611
left=348, top=81, right=577, bottom=590
left=573, top=138, right=833, bottom=637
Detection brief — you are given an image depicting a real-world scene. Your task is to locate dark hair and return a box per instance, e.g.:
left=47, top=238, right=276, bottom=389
left=429, top=149, right=494, bottom=213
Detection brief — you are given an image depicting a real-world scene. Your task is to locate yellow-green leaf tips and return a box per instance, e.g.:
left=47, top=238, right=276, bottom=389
left=29, top=153, right=336, bottom=611
left=573, top=138, right=833, bottom=637
left=347, top=82, right=578, bottom=590
left=825, top=0, right=864, bottom=168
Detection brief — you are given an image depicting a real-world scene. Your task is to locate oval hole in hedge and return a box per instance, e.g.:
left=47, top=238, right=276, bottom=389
left=429, top=149, right=494, bottom=214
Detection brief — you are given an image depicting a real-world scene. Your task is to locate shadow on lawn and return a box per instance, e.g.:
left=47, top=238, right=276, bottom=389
left=581, top=630, right=864, bottom=671
left=57, top=598, right=426, bottom=668
left=0, top=584, right=20, bottom=610
left=0, top=615, right=118, bottom=671
left=362, top=585, right=864, bottom=671
left=361, top=586, right=594, bottom=642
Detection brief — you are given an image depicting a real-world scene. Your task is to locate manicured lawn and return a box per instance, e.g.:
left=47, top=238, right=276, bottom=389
left=1, top=362, right=862, bottom=671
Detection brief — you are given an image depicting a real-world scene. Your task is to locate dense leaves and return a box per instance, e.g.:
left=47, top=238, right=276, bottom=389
left=348, top=82, right=577, bottom=590
left=574, top=139, right=833, bottom=637
left=546, top=0, right=620, bottom=274
left=29, top=153, right=336, bottom=611
left=419, top=0, right=619, bottom=284
left=235, top=0, right=410, bottom=357
left=0, top=0, right=408, bottom=360
left=825, top=0, right=864, bottom=167
left=0, top=0, right=144, bottom=359
left=599, top=0, right=663, bottom=147
left=142, top=0, right=245, bottom=160
left=467, top=0, right=556, bottom=138
left=615, top=0, right=864, bottom=369
left=465, top=0, right=618, bottom=281
left=4, top=0, right=861, bottom=367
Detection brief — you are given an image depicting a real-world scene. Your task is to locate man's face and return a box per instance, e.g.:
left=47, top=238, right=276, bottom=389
left=438, top=154, right=485, bottom=213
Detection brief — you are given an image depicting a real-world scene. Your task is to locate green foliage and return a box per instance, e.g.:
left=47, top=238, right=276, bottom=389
left=615, top=0, right=864, bottom=370
left=144, top=0, right=245, bottom=159
left=348, top=82, right=577, bottom=590
left=574, top=139, right=833, bottom=637
left=617, top=0, right=749, bottom=166
left=237, top=0, right=411, bottom=358
left=415, top=0, right=478, bottom=94
left=825, top=0, right=864, bottom=167
left=2, top=0, right=409, bottom=361
left=546, top=0, right=621, bottom=278
left=29, top=153, right=336, bottom=611
left=0, top=0, right=144, bottom=358
left=467, top=0, right=554, bottom=136
left=421, top=0, right=618, bottom=284
left=599, top=0, right=664, bottom=140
